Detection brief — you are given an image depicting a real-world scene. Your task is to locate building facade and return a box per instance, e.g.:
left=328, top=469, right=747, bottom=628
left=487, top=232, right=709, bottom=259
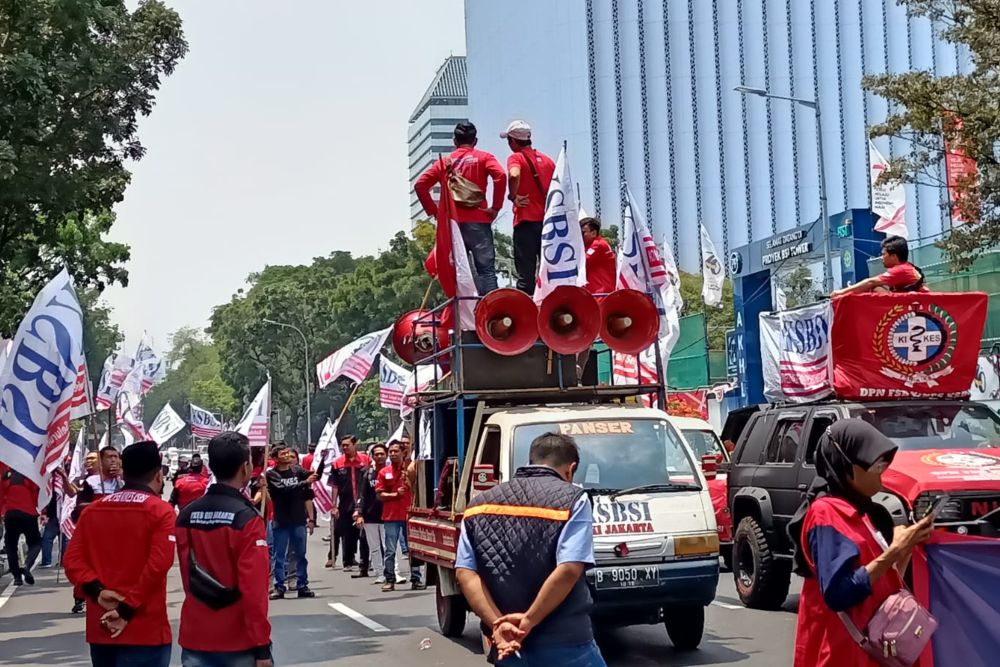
left=464, top=0, right=969, bottom=275
left=408, top=55, right=469, bottom=225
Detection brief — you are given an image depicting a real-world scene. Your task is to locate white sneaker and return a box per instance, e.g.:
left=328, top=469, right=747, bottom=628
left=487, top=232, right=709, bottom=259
left=374, top=577, right=385, bottom=584
left=396, top=576, right=407, bottom=585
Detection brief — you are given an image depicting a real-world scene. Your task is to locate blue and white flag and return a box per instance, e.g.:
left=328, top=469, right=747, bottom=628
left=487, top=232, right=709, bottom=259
left=135, top=333, right=163, bottom=394
left=534, top=145, right=587, bottom=303
left=0, top=269, right=86, bottom=510
left=190, top=403, right=223, bottom=439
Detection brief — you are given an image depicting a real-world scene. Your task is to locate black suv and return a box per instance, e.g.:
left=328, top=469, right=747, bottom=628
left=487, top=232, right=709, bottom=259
left=723, top=399, right=1000, bottom=609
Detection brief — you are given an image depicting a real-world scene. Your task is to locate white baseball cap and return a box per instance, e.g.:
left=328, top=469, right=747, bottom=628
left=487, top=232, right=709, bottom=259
left=500, top=120, right=532, bottom=141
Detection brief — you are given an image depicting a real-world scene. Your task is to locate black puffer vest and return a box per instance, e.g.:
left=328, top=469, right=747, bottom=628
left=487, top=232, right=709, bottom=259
left=463, top=466, right=593, bottom=647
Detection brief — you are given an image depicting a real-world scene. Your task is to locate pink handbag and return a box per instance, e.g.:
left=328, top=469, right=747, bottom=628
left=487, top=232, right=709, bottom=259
left=838, top=589, right=937, bottom=666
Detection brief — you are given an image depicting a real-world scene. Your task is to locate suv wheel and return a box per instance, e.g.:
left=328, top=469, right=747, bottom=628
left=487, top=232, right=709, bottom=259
left=733, top=516, right=791, bottom=610
left=663, top=605, right=705, bottom=650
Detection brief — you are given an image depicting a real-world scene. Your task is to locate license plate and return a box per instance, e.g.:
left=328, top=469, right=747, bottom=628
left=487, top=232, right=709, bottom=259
left=594, top=566, right=660, bottom=590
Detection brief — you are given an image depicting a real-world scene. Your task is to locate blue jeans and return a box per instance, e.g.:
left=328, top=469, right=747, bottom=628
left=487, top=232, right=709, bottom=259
left=40, top=518, right=62, bottom=566
left=497, top=640, right=607, bottom=667
left=89, top=643, right=171, bottom=667
left=181, top=648, right=256, bottom=667
left=272, top=524, right=308, bottom=591
left=383, top=521, right=405, bottom=581
left=398, top=528, right=424, bottom=583
left=458, top=222, right=498, bottom=293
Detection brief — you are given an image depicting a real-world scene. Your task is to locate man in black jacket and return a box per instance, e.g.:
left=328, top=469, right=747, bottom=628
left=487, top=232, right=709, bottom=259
left=354, top=444, right=388, bottom=585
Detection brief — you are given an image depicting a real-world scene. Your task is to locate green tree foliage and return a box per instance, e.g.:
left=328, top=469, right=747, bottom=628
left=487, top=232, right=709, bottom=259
left=678, top=272, right=734, bottom=350
left=776, top=265, right=823, bottom=309
left=863, top=0, right=1000, bottom=269
left=0, top=0, right=187, bottom=330
left=210, top=232, right=438, bottom=443
left=78, top=289, right=124, bottom=387
left=143, top=327, right=237, bottom=430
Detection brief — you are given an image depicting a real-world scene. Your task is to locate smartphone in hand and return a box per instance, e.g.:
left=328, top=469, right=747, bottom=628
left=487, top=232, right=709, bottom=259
left=922, top=494, right=952, bottom=522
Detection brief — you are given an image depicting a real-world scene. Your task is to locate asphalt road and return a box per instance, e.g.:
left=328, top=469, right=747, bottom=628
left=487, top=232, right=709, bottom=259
left=0, top=526, right=800, bottom=666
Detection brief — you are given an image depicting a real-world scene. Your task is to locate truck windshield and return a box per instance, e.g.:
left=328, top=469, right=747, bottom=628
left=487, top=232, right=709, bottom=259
left=849, top=403, right=1000, bottom=451
left=512, top=419, right=700, bottom=491
left=681, top=429, right=727, bottom=461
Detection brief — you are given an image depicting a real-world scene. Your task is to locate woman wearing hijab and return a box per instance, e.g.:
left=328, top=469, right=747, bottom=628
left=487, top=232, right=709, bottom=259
left=788, top=420, right=933, bottom=666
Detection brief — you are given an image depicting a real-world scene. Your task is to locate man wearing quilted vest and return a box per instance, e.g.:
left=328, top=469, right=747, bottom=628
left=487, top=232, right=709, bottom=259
left=456, top=432, right=606, bottom=666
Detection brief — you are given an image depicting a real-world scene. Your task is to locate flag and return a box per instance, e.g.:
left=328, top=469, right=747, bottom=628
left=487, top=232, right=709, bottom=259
left=94, top=353, right=134, bottom=411
left=660, top=238, right=684, bottom=312
left=578, top=204, right=590, bottom=220
left=0, top=338, right=11, bottom=375
left=315, top=327, right=391, bottom=390
left=236, top=379, right=271, bottom=447
left=868, top=139, right=908, bottom=238
left=387, top=421, right=406, bottom=446
left=418, top=410, right=433, bottom=460
left=424, top=157, right=477, bottom=329
left=534, top=145, right=587, bottom=303
left=0, top=269, right=86, bottom=511
left=69, top=360, right=94, bottom=419
left=700, top=223, right=725, bottom=308
left=617, top=185, right=667, bottom=291
left=379, top=357, right=410, bottom=410
left=135, top=333, right=163, bottom=394
left=401, top=363, right=443, bottom=417
left=148, top=403, right=186, bottom=445
left=117, top=391, right=147, bottom=443
left=311, top=418, right=341, bottom=472
left=190, top=403, right=223, bottom=439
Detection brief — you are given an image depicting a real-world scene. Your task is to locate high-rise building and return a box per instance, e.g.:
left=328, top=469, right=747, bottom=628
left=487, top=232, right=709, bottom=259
left=464, top=1, right=969, bottom=273
left=408, top=55, right=469, bottom=226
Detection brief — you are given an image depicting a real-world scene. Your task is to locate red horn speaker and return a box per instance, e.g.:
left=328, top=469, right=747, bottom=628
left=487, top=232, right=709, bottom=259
left=474, top=288, right=539, bottom=356
left=599, top=289, right=659, bottom=355
left=392, top=309, right=449, bottom=365
left=537, top=286, right=601, bottom=355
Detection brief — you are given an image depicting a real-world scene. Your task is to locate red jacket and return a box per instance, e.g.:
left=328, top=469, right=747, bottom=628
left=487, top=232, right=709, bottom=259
left=0, top=463, right=39, bottom=517
left=176, top=484, right=271, bottom=660
left=584, top=235, right=617, bottom=295
left=414, top=146, right=507, bottom=223
left=64, top=485, right=176, bottom=646
left=172, top=470, right=210, bottom=509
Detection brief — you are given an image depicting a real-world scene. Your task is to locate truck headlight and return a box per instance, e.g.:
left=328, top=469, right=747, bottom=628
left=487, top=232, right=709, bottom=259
left=674, top=533, right=720, bottom=558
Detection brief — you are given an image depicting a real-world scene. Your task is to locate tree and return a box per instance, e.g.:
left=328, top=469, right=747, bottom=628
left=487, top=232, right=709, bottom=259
left=775, top=265, right=823, bottom=309
left=678, top=272, right=735, bottom=350
left=863, top=0, right=1000, bottom=269
left=78, top=289, right=124, bottom=387
left=0, top=0, right=187, bottom=330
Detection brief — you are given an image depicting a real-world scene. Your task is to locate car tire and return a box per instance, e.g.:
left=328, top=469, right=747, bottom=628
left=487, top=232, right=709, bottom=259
left=435, top=583, right=467, bottom=638
left=663, top=605, right=705, bottom=650
left=733, top=516, right=791, bottom=610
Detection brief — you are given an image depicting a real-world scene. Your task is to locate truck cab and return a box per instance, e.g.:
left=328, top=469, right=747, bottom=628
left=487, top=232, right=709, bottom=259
left=409, top=401, right=720, bottom=650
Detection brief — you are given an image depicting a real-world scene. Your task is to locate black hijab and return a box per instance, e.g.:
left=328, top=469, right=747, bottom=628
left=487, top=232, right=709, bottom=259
left=788, top=419, right=898, bottom=576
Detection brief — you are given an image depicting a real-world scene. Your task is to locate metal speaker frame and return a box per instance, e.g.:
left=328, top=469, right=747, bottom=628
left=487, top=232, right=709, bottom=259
left=599, top=289, right=660, bottom=355
left=474, top=288, right=539, bottom=356
left=537, top=286, right=601, bottom=355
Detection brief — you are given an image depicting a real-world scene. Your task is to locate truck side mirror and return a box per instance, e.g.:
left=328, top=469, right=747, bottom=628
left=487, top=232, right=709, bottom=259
left=701, top=455, right=718, bottom=481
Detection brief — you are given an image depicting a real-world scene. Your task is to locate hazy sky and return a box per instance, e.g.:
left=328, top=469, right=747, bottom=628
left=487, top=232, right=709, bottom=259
left=106, top=0, right=465, bottom=353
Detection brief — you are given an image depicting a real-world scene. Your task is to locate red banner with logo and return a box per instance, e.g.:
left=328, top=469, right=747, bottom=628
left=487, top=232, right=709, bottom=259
left=830, top=292, right=987, bottom=400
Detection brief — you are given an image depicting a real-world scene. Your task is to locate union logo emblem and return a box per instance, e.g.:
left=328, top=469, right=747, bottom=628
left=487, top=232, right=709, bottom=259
left=920, top=451, right=1000, bottom=468
left=874, top=302, right=958, bottom=388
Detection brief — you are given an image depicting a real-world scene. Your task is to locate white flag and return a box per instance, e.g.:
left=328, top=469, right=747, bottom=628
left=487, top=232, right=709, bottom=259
left=0, top=269, right=86, bottom=510
left=94, top=353, right=134, bottom=411
left=189, top=403, right=223, bottom=439
left=578, top=204, right=590, bottom=220
left=700, top=224, right=725, bottom=308
left=316, top=327, right=391, bottom=389
left=379, top=357, right=410, bottom=410
left=869, top=139, right=908, bottom=239
left=449, top=218, right=479, bottom=330
left=148, top=403, right=186, bottom=445
left=236, top=379, right=271, bottom=447
left=660, top=238, right=684, bottom=312
left=617, top=185, right=667, bottom=291
left=418, top=410, right=433, bottom=461
left=534, top=146, right=587, bottom=303
left=311, top=418, right=341, bottom=472
left=135, top=333, right=163, bottom=394
left=775, top=286, right=788, bottom=311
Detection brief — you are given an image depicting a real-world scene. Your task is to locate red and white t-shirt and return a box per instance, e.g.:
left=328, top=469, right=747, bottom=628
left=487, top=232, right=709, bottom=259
left=507, top=149, right=556, bottom=225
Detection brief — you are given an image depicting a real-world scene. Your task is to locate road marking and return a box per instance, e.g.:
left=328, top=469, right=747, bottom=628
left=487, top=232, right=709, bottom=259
left=328, top=602, right=390, bottom=632
left=0, top=582, right=15, bottom=613
left=711, top=600, right=744, bottom=610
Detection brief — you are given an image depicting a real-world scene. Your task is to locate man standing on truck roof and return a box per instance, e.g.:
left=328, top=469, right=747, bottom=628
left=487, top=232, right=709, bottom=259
left=831, top=235, right=928, bottom=296
left=455, top=432, right=606, bottom=666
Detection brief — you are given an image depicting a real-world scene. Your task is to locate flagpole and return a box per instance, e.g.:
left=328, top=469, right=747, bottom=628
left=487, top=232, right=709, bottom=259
left=336, top=381, right=363, bottom=424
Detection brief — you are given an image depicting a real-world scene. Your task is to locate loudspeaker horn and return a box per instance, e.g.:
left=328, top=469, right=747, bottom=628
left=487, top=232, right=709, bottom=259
left=599, top=289, right=660, bottom=355
left=537, top=286, right=601, bottom=355
left=392, top=309, right=449, bottom=365
left=474, top=288, right=539, bottom=356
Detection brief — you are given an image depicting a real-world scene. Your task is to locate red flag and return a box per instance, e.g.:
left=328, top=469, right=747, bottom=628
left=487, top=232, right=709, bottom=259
left=425, top=157, right=458, bottom=297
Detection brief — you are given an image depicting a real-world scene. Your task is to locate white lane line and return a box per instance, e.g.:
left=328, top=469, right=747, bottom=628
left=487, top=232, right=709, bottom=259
left=0, top=582, right=16, bottom=613
left=711, top=600, right=744, bottom=610
left=328, top=602, right=391, bottom=632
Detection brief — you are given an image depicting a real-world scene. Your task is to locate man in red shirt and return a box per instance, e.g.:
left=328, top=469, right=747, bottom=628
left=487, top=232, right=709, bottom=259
left=329, top=435, right=371, bottom=574
left=414, top=122, right=507, bottom=294
left=832, top=235, right=928, bottom=297
left=177, top=431, right=272, bottom=667
left=376, top=441, right=411, bottom=592
left=581, top=217, right=616, bottom=295
left=502, top=120, right=556, bottom=296
left=170, top=458, right=211, bottom=510
left=64, top=441, right=175, bottom=667
left=301, top=442, right=316, bottom=472
left=0, top=463, right=41, bottom=586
